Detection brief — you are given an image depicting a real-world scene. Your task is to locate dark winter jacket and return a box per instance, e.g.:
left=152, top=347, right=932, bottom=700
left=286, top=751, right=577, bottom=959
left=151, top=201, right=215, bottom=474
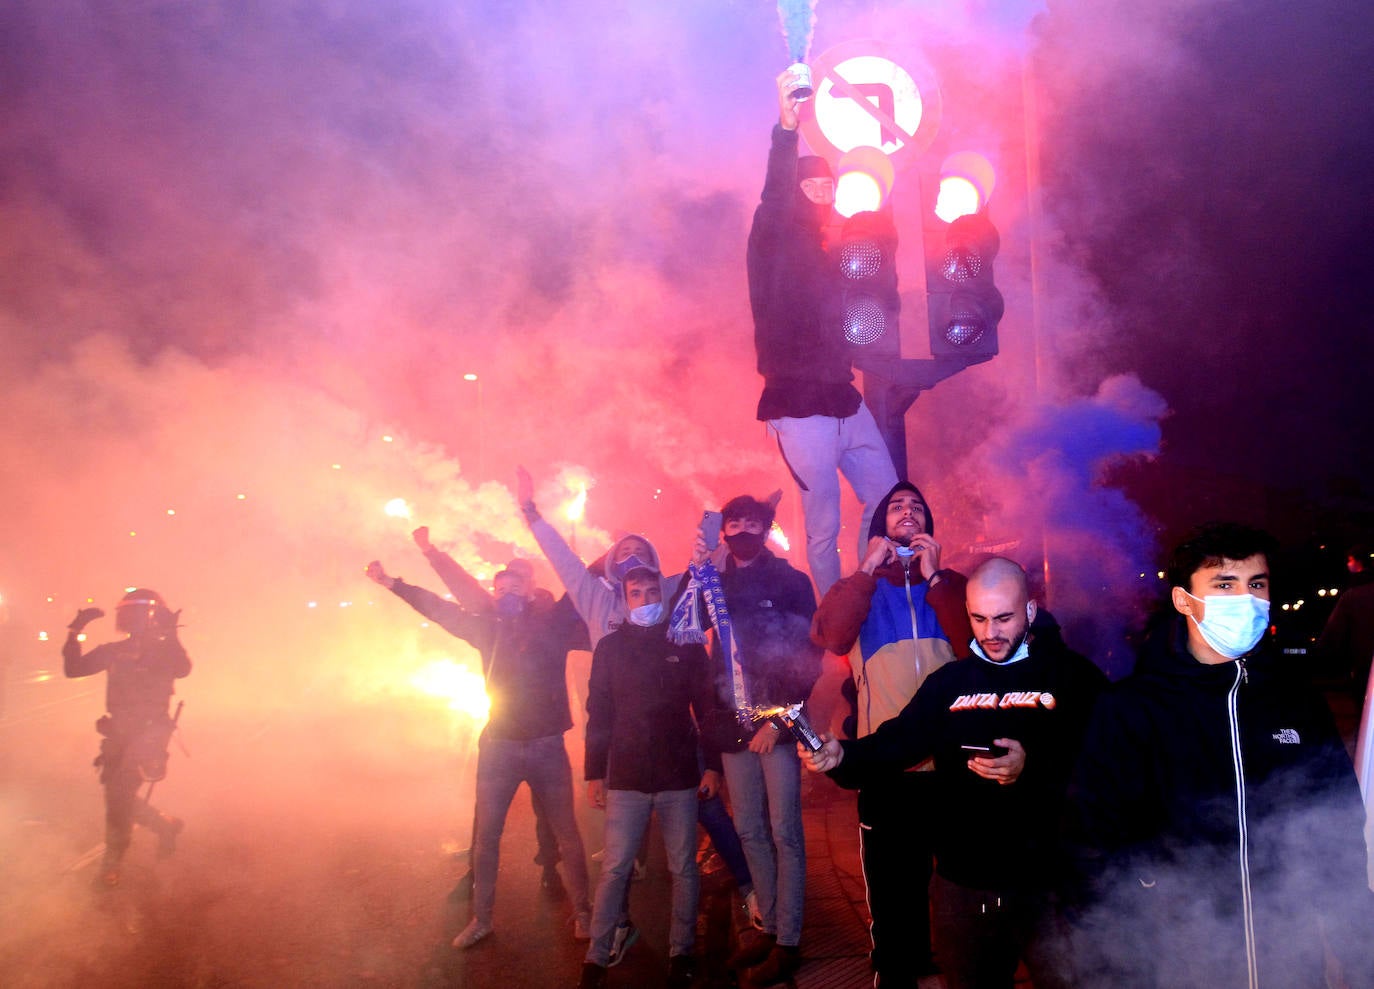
left=747, top=124, right=860, bottom=421
left=391, top=580, right=588, bottom=741
left=1063, top=618, right=1374, bottom=988
left=830, top=625, right=1106, bottom=891
left=705, top=548, right=823, bottom=752
left=585, top=619, right=722, bottom=792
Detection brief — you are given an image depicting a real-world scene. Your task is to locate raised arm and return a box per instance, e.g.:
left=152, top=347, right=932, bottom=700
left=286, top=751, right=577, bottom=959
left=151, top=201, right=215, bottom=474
left=412, top=526, right=492, bottom=613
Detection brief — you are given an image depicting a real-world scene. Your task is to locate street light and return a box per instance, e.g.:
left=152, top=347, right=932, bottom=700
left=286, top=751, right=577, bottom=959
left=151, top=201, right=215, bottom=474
left=463, top=373, right=484, bottom=479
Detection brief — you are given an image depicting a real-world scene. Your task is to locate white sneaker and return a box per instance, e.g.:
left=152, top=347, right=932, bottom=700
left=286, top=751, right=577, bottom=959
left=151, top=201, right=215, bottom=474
left=452, top=918, right=493, bottom=949
left=607, top=921, right=639, bottom=967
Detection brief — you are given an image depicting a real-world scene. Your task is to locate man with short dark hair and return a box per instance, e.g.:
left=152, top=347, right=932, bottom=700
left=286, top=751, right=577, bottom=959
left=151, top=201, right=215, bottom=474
left=579, top=568, right=720, bottom=989
left=1065, top=522, right=1374, bottom=987
left=690, top=492, right=821, bottom=984
left=807, top=557, right=1105, bottom=989
left=810, top=480, right=971, bottom=986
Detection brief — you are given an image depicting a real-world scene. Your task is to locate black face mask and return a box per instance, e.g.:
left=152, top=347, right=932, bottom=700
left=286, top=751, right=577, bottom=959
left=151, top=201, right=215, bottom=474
left=724, top=530, right=767, bottom=562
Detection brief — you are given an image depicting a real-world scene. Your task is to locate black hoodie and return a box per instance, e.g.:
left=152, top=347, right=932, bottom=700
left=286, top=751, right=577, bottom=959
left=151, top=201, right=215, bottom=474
left=747, top=124, right=860, bottom=421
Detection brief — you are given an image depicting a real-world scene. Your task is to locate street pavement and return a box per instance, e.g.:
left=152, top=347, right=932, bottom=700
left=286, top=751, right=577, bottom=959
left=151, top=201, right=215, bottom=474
left=2, top=662, right=1361, bottom=989
left=0, top=681, right=885, bottom=989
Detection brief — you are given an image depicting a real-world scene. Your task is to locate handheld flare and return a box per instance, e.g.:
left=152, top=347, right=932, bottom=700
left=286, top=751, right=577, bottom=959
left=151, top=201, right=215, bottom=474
left=748, top=703, right=824, bottom=752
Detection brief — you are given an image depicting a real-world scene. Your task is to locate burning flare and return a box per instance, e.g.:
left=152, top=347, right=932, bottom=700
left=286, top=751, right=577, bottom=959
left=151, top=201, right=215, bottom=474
left=409, top=660, right=490, bottom=722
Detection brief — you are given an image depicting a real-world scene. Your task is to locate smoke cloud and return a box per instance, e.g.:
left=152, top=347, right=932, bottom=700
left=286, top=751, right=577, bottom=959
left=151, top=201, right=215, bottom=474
left=777, top=0, right=820, bottom=64
left=1, top=0, right=1369, bottom=981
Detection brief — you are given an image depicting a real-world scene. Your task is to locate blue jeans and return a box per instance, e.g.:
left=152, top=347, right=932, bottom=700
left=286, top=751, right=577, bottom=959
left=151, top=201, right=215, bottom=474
left=472, top=734, right=591, bottom=925
left=768, top=403, right=897, bottom=595
left=722, top=741, right=806, bottom=946
left=586, top=788, right=699, bottom=965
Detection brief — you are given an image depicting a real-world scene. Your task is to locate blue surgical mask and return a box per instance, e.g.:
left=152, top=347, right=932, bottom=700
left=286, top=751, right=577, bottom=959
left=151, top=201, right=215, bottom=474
left=494, top=594, right=525, bottom=617
left=1185, top=592, right=1270, bottom=659
left=628, top=602, right=664, bottom=627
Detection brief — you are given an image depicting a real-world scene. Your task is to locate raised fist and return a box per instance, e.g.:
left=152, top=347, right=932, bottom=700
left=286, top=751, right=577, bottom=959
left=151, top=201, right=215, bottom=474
left=69, top=607, right=105, bottom=631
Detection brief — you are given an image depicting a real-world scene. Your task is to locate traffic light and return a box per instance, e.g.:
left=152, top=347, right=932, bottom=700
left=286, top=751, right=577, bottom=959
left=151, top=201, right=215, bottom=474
left=926, top=209, right=1003, bottom=363
left=837, top=209, right=901, bottom=361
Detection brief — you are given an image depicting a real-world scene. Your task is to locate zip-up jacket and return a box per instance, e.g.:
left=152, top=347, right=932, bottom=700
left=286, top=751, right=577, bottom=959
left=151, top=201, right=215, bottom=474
left=704, top=548, right=822, bottom=752
left=812, top=560, right=971, bottom=738
left=1064, top=618, right=1374, bottom=987
left=829, top=623, right=1106, bottom=891
left=585, top=619, right=721, bottom=792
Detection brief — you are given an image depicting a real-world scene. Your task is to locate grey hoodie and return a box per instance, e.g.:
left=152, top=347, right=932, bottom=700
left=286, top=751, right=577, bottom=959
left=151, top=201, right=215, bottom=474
left=528, top=517, right=682, bottom=649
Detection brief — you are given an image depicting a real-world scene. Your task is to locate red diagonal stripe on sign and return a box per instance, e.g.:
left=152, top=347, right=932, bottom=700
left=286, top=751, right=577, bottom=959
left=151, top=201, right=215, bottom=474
left=823, top=66, right=915, bottom=148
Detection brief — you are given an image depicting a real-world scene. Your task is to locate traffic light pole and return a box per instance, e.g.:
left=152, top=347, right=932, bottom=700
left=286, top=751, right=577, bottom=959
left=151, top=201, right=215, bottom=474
left=855, top=355, right=986, bottom=479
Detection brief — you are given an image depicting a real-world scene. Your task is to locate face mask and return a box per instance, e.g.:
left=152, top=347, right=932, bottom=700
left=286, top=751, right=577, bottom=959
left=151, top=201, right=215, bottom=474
left=628, top=602, right=664, bottom=627
left=613, top=553, right=655, bottom=582
left=724, top=530, right=766, bottom=561
left=494, top=594, right=524, bottom=617
left=894, top=545, right=916, bottom=558
left=1186, top=592, right=1270, bottom=659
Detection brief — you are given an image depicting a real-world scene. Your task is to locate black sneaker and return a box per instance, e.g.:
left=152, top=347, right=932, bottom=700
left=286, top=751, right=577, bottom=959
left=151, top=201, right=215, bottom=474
left=667, top=953, right=696, bottom=988
left=577, top=962, right=607, bottom=989
left=746, top=943, right=802, bottom=986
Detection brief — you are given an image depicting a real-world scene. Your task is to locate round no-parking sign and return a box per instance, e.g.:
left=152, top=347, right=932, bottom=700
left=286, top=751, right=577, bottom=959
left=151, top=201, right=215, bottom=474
left=798, top=39, right=942, bottom=171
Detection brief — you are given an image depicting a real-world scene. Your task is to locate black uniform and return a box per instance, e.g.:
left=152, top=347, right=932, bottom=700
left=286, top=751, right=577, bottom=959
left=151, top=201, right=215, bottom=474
left=64, top=624, right=189, bottom=868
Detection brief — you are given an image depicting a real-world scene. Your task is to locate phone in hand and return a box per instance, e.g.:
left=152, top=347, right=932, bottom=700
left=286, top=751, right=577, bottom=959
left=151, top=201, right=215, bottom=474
left=701, top=510, right=723, bottom=550
left=961, top=743, right=1009, bottom=758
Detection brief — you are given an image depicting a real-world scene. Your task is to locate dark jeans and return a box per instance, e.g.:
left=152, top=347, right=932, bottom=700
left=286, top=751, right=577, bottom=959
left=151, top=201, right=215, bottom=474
left=931, top=873, right=1072, bottom=989
left=698, top=790, right=752, bottom=890
left=858, top=771, right=938, bottom=981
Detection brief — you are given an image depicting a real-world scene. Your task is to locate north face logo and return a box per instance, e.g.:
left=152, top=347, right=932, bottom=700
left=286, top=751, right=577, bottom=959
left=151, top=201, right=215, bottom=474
left=1273, top=728, right=1300, bottom=744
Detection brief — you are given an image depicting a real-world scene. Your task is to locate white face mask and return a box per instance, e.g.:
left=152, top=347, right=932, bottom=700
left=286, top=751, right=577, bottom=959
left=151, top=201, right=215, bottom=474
left=1185, top=592, right=1270, bottom=659
left=628, top=601, right=664, bottom=627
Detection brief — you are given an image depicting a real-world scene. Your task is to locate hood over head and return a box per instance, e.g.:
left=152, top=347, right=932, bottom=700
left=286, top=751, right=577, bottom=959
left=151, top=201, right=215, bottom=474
left=605, top=533, right=670, bottom=614
left=793, top=154, right=834, bottom=230
left=868, top=480, right=934, bottom=542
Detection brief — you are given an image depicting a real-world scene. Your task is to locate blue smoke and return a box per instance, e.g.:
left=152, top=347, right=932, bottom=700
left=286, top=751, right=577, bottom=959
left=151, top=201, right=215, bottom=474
left=976, top=374, right=1169, bottom=678
left=777, top=0, right=818, bottom=63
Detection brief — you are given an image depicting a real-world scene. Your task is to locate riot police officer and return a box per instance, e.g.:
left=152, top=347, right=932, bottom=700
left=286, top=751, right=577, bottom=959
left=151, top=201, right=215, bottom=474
left=64, top=588, right=190, bottom=886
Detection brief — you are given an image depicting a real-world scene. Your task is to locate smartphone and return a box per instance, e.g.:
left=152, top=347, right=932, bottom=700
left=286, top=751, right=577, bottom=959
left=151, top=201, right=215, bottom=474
left=961, top=743, right=1009, bottom=758
left=701, top=510, right=723, bottom=550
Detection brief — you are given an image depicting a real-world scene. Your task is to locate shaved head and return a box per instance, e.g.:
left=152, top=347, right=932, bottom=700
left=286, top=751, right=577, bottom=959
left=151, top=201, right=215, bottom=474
left=966, top=557, right=1035, bottom=663
left=968, top=557, right=1030, bottom=600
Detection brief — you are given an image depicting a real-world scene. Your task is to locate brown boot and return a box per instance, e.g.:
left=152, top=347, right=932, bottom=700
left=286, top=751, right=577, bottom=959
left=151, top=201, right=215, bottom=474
left=727, top=932, right=776, bottom=970
left=745, top=943, right=802, bottom=986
